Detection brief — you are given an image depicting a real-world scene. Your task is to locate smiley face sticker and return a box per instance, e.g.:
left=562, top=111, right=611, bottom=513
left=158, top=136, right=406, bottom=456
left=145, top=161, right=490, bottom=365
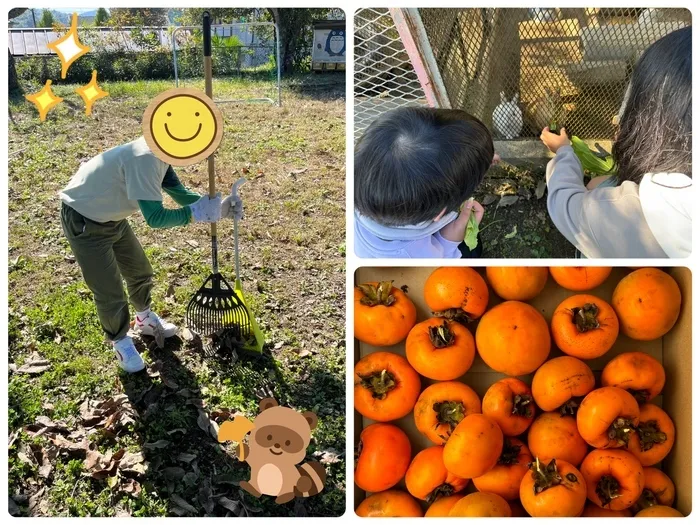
left=142, top=88, right=224, bottom=166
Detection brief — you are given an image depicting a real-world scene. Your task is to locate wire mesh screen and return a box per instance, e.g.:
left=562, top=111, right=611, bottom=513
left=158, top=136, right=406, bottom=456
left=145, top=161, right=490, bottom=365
left=173, top=24, right=280, bottom=105
left=419, top=7, right=690, bottom=140
left=354, top=8, right=429, bottom=140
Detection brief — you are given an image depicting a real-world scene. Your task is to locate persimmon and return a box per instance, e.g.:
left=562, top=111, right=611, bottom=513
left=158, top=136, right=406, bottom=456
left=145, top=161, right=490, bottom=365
left=424, top=267, right=489, bottom=322
left=405, top=446, right=468, bottom=503
left=355, top=423, right=411, bottom=493
left=601, top=352, right=666, bottom=404
left=354, top=281, right=416, bottom=346
left=580, top=449, right=644, bottom=510
left=549, top=267, right=612, bottom=291
left=414, top=381, right=481, bottom=445
left=443, top=414, right=503, bottom=479
left=486, top=267, right=549, bottom=301
left=482, top=377, right=536, bottom=436
left=425, top=494, right=463, bottom=517
left=632, top=468, right=676, bottom=512
left=576, top=387, right=640, bottom=449
left=636, top=505, right=683, bottom=517
left=473, top=437, right=533, bottom=501
left=627, top=403, right=675, bottom=466
left=528, top=412, right=588, bottom=467
left=551, top=294, right=619, bottom=359
left=612, top=268, right=682, bottom=341
left=405, top=318, right=475, bottom=380
left=354, top=351, right=421, bottom=422
left=475, top=301, right=551, bottom=376
left=581, top=503, right=633, bottom=517
left=531, top=356, right=595, bottom=414
left=355, top=490, right=424, bottom=517
left=448, top=493, right=511, bottom=517
left=519, top=458, right=587, bottom=517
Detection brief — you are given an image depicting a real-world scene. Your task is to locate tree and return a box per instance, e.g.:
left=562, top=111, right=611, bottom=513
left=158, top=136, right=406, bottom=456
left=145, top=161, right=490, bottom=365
left=95, top=8, right=110, bottom=26
left=110, top=8, right=167, bottom=26
left=38, top=9, right=54, bottom=28
left=8, top=8, right=28, bottom=93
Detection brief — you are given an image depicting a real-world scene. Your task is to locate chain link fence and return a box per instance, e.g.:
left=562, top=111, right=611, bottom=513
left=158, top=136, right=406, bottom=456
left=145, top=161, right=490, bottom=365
left=354, top=8, right=428, bottom=140
left=354, top=8, right=690, bottom=141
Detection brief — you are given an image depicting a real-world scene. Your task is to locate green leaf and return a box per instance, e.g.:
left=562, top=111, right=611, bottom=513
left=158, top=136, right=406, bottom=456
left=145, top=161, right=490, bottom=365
left=570, top=136, right=616, bottom=177
left=464, top=209, right=479, bottom=251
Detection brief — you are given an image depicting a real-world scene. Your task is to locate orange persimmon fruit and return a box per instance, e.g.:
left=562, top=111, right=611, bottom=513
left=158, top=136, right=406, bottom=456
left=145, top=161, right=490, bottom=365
left=482, top=377, right=536, bottom=437
left=531, top=356, right=595, bottom=414
left=601, top=352, right=666, bottom=404
left=632, top=467, right=676, bottom=513
left=519, top=458, right=587, bottom=517
left=473, top=437, right=533, bottom=501
left=425, top=494, right=463, bottom=517
left=448, top=492, right=511, bottom=517
left=549, top=267, right=612, bottom=291
left=611, top=268, right=681, bottom=341
left=580, top=449, right=644, bottom=511
left=635, top=505, right=683, bottom=517
left=581, top=503, right=633, bottom=517
left=475, top=301, right=551, bottom=376
left=355, top=423, right=411, bottom=493
left=424, top=267, right=489, bottom=322
left=405, top=445, right=468, bottom=503
left=576, top=387, right=640, bottom=449
left=551, top=294, right=619, bottom=359
left=354, top=351, right=421, bottom=422
left=528, top=412, right=588, bottom=467
left=405, top=318, right=475, bottom=380
left=355, top=490, right=424, bottom=517
left=443, top=413, right=503, bottom=479
left=354, top=281, right=416, bottom=346
left=627, top=403, right=675, bottom=467
left=485, top=267, right=549, bottom=301
left=414, top=381, right=481, bottom=445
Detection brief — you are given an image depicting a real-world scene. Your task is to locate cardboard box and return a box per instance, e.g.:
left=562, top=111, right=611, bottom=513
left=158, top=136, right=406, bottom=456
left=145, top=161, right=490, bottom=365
left=354, top=267, right=691, bottom=516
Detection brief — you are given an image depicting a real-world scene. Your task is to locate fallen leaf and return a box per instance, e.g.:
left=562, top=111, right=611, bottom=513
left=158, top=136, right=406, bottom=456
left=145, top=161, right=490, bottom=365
left=177, top=452, right=197, bottom=463
left=185, top=240, right=199, bottom=248
left=48, top=435, right=88, bottom=457
left=198, top=479, right=214, bottom=513
left=505, top=225, right=518, bottom=239
left=180, top=329, right=194, bottom=342
left=14, top=357, right=51, bottom=375
left=481, top=194, right=498, bottom=206
left=171, top=494, right=198, bottom=515
left=183, top=472, right=198, bottom=486
left=497, top=195, right=519, bottom=208
left=165, top=284, right=176, bottom=298
left=119, top=451, right=145, bottom=472
left=120, top=479, right=142, bottom=497
left=314, top=448, right=342, bottom=465
left=218, top=497, right=240, bottom=514
left=297, top=349, right=312, bottom=358
left=273, top=341, right=284, bottom=350
left=144, top=440, right=170, bottom=450
left=163, top=466, right=186, bottom=481
left=84, top=449, right=102, bottom=470
left=535, top=179, right=547, bottom=200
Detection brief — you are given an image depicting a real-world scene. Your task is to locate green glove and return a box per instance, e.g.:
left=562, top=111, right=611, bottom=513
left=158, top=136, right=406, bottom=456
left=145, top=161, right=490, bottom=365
left=570, top=136, right=616, bottom=177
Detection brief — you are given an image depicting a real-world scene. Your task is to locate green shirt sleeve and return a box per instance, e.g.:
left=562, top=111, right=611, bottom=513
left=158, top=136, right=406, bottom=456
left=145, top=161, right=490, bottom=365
left=138, top=200, right=193, bottom=229
left=162, top=166, right=201, bottom=206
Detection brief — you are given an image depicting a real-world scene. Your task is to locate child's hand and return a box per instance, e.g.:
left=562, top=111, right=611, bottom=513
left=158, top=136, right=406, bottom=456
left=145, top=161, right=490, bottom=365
left=440, top=200, right=484, bottom=242
left=492, top=153, right=501, bottom=166
left=540, top=127, right=571, bottom=154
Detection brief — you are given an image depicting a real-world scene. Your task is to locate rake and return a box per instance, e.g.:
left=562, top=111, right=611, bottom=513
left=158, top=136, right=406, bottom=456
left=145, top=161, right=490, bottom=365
left=185, top=12, right=261, bottom=355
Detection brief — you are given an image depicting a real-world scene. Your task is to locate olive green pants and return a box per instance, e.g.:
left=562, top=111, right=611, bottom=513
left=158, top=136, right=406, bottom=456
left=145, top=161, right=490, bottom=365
left=61, top=203, right=153, bottom=341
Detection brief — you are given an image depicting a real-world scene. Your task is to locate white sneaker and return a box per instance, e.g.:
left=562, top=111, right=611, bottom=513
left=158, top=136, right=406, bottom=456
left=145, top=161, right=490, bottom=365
left=134, top=310, right=178, bottom=338
left=113, top=336, right=146, bottom=373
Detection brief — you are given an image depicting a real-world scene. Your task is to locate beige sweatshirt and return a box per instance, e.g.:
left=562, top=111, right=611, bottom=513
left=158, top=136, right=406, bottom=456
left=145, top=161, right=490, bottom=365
left=546, top=145, right=667, bottom=258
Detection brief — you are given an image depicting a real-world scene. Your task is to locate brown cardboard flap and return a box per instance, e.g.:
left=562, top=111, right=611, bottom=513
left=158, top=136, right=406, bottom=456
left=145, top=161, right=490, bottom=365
left=354, top=267, right=691, bottom=514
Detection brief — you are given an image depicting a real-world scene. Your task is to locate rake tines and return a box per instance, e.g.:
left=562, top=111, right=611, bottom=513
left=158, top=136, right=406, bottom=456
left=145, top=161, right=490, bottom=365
left=185, top=273, right=252, bottom=339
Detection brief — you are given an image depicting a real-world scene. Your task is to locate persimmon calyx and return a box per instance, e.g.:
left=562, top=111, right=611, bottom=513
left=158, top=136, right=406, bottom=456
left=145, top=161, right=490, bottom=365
left=432, top=308, right=474, bottom=325
left=636, top=488, right=658, bottom=510
left=428, top=322, right=455, bottom=348
left=572, top=303, right=600, bottom=333
left=498, top=440, right=522, bottom=466
left=636, top=420, right=667, bottom=451
left=359, top=369, right=396, bottom=399
left=607, top=417, right=636, bottom=446
left=358, top=281, right=396, bottom=307
left=628, top=388, right=651, bottom=405
left=596, top=475, right=622, bottom=508
left=512, top=394, right=534, bottom=418
left=426, top=483, right=455, bottom=505
left=559, top=398, right=582, bottom=417
left=433, top=400, right=466, bottom=430
left=529, top=458, right=566, bottom=494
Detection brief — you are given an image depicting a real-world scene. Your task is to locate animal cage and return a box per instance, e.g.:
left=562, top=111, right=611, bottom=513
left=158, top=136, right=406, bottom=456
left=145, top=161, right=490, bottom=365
left=354, top=8, right=690, bottom=142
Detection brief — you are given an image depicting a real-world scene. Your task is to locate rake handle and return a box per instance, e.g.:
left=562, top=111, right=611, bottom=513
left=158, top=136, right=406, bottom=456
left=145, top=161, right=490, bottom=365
left=203, top=11, right=218, bottom=271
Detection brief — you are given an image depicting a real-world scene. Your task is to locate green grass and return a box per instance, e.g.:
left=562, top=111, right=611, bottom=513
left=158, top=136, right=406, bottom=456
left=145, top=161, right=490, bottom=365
left=8, top=74, right=346, bottom=517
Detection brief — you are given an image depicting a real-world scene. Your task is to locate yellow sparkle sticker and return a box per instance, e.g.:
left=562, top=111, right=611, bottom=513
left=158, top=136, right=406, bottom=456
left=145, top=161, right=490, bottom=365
left=75, top=70, right=109, bottom=116
left=47, top=13, right=90, bottom=79
left=25, top=80, right=64, bottom=122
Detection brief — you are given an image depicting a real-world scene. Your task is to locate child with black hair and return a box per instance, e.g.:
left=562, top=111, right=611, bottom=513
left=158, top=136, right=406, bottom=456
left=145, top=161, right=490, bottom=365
left=542, top=26, right=691, bottom=258
left=354, top=107, right=497, bottom=258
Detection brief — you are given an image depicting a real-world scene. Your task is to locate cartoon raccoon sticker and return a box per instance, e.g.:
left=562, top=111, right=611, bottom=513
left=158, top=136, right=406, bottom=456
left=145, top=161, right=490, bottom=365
left=324, top=29, right=345, bottom=57
left=218, top=398, right=327, bottom=505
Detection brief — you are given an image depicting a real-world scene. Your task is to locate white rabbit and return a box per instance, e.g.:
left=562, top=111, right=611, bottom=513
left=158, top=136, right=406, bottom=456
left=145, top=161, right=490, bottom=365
left=492, top=92, right=523, bottom=140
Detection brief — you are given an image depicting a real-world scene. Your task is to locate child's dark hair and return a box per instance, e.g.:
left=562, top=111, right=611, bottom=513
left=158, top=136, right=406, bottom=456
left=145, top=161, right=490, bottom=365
left=613, top=26, right=691, bottom=184
left=354, top=107, right=494, bottom=226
